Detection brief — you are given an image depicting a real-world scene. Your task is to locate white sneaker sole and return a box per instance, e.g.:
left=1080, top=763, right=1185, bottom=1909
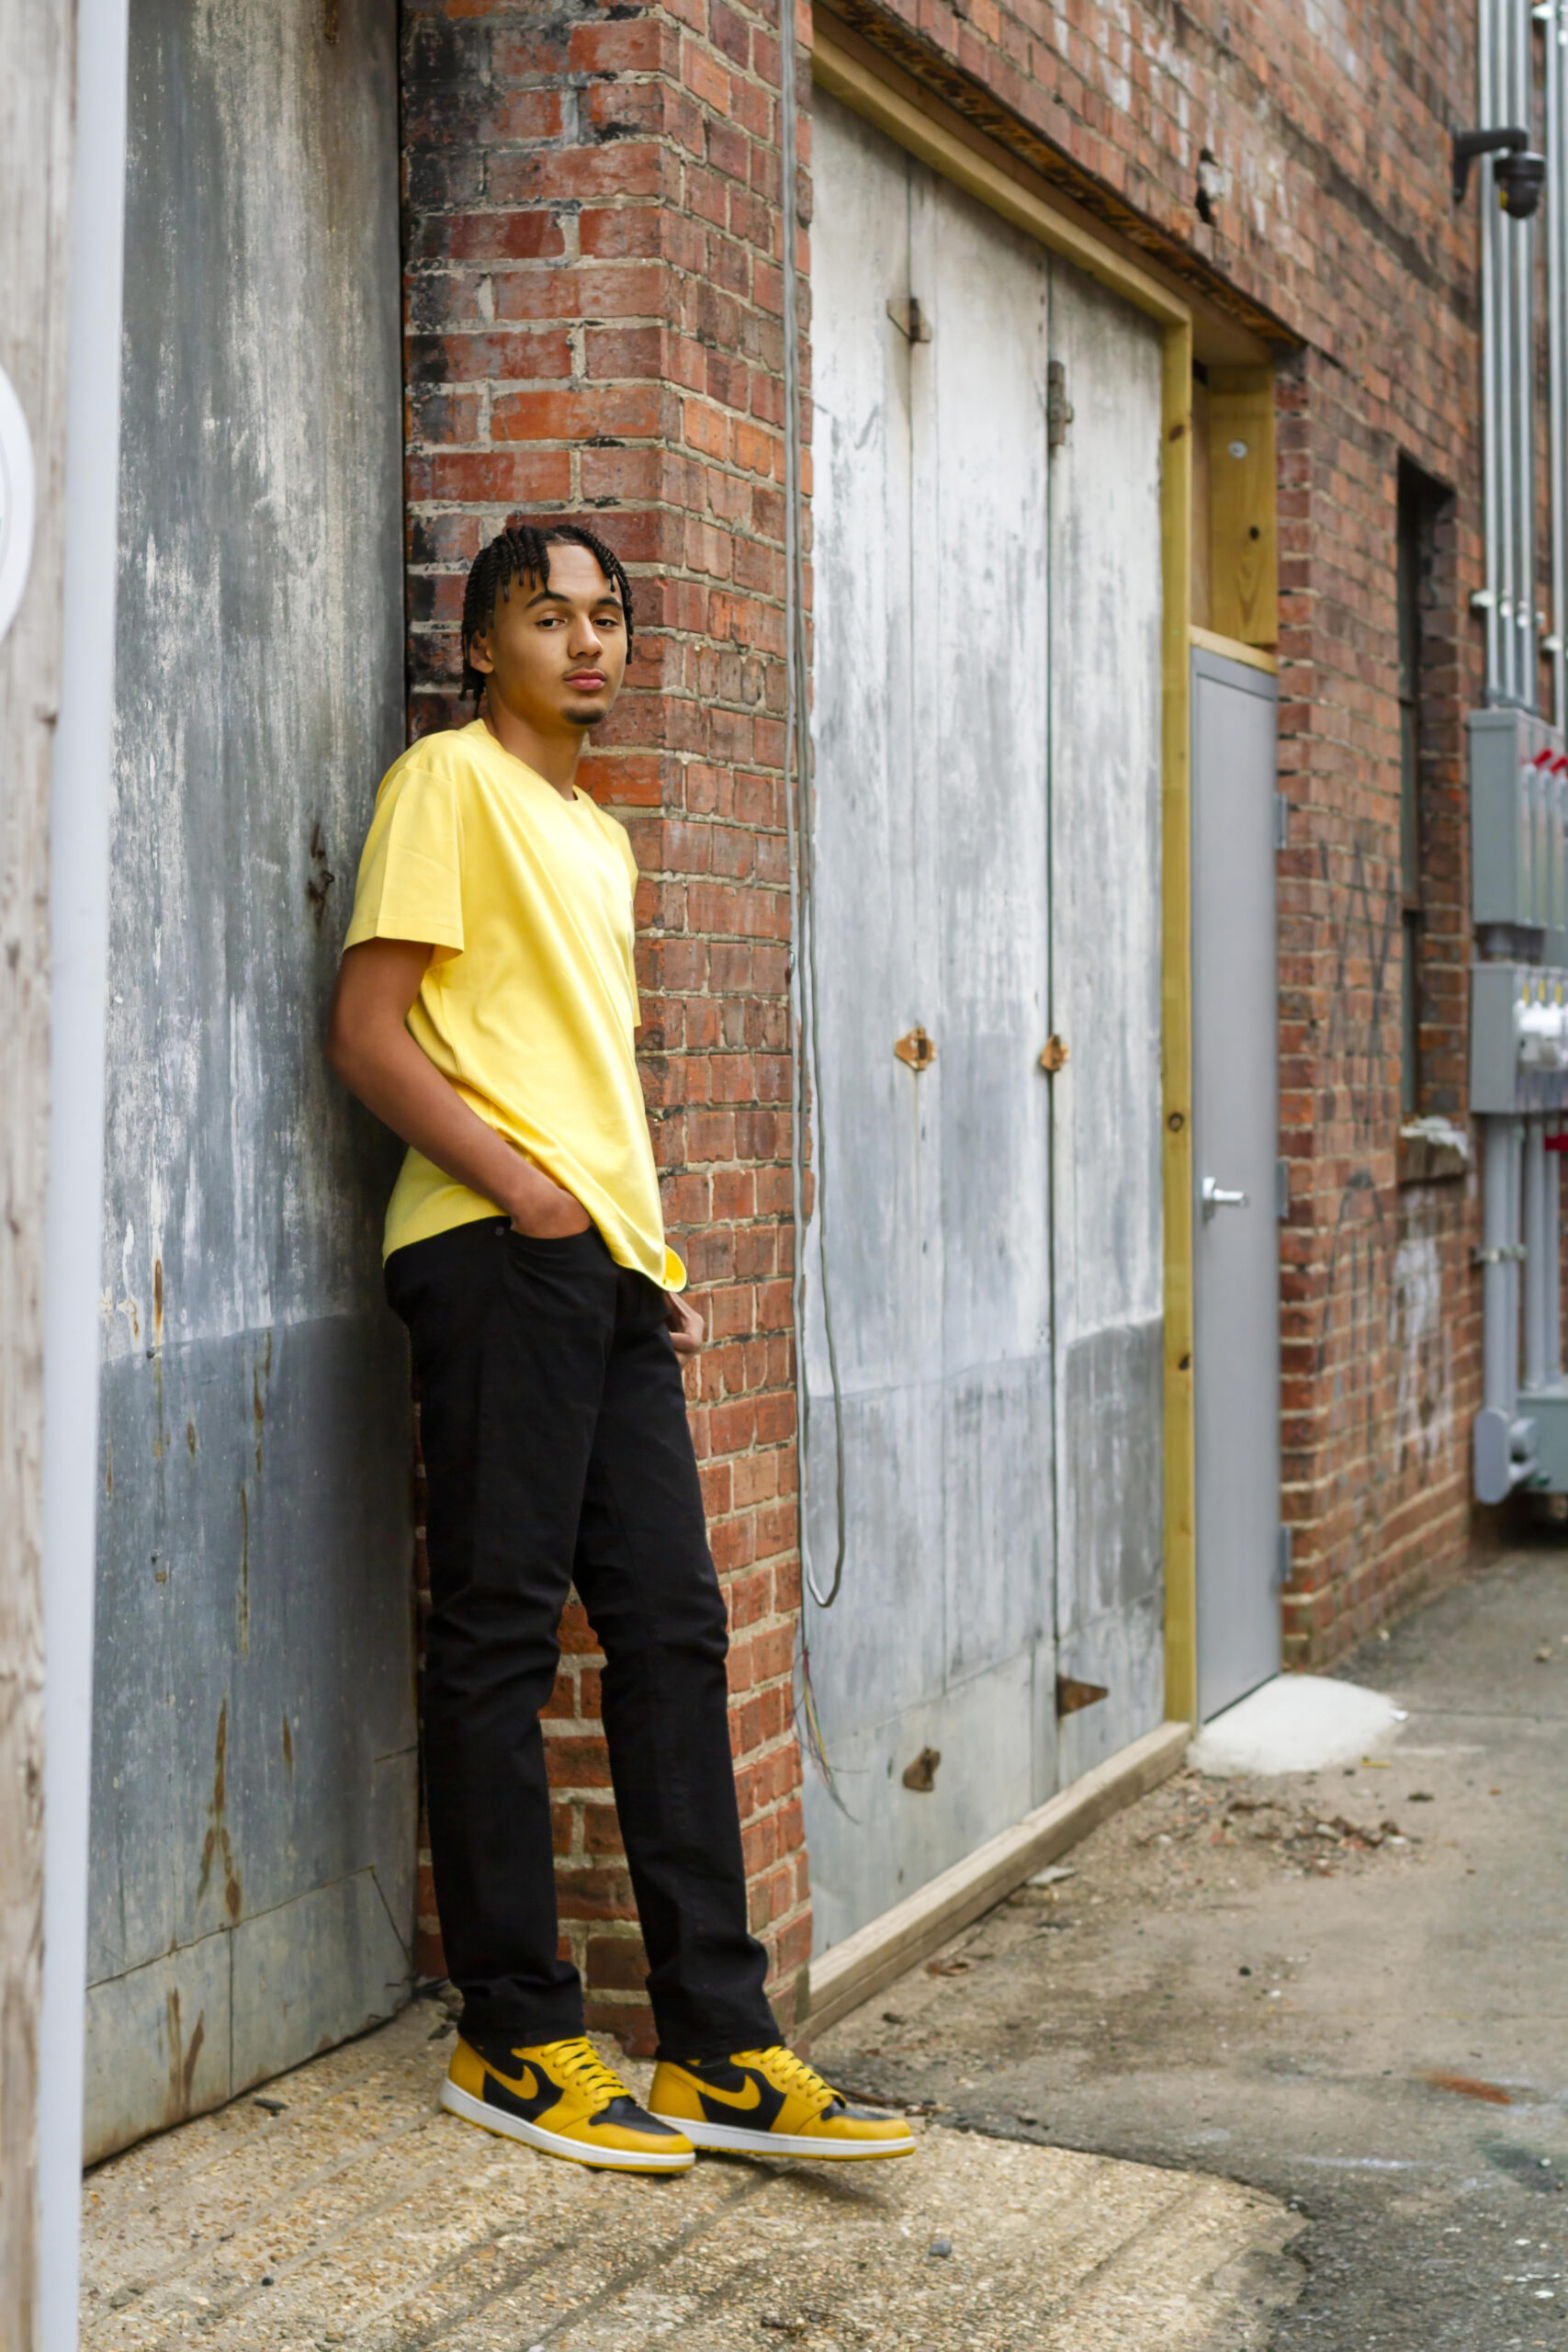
left=441, top=2078, right=695, bottom=2171
left=649, top=2109, right=916, bottom=2161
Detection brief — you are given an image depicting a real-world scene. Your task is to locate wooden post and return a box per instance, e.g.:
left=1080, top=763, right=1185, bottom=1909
left=0, top=4, right=75, bottom=2341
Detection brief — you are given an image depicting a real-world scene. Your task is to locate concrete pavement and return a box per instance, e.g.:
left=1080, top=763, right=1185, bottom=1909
left=816, top=1547, right=1568, bottom=2349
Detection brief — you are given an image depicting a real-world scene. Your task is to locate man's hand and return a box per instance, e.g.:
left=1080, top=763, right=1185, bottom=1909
left=507, top=1164, right=592, bottom=1238
left=666, top=1291, right=705, bottom=1356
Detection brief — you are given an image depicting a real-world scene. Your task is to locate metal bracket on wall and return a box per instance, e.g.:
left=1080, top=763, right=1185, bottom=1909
left=1473, top=1241, right=1529, bottom=1265
left=886, top=296, right=931, bottom=344
left=1047, top=359, right=1074, bottom=447
left=1055, top=1675, right=1109, bottom=1717
left=894, top=1024, right=937, bottom=1071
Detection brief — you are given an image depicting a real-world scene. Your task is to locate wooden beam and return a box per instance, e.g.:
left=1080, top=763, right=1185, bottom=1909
left=1160, top=320, right=1198, bottom=1729
left=0, top=1, right=75, bottom=2338
left=800, top=1723, right=1190, bottom=2040
left=1190, top=625, right=1279, bottom=675
left=813, top=28, right=1190, bottom=331
left=1207, top=367, right=1278, bottom=646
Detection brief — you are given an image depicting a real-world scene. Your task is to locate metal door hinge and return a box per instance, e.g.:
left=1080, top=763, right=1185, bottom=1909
left=894, top=1023, right=937, bottom=1071
left=886, top=296, right=932, bottom=344
left=1276, top=1158, right=1291, bottom=1220
left=1047, top=359, right=1073, bottom=448
left=1056, top=1674, right=1108, bottom=1717
left=1275, top=792, right=1289, bottom=850
left=1276, top=1524, right=1292, bottom=1588
left=1038, top=1034, right=1069, bottom=1073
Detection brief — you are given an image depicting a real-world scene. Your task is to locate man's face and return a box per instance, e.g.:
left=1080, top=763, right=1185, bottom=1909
left=469, top=542, right=629, bottom=732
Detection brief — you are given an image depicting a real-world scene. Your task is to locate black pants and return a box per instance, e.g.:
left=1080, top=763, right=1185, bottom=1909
left=386, top=1216, right=777, bottom=2059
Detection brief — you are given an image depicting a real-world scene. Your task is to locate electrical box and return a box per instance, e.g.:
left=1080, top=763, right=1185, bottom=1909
left=1470, top=961, right=1568, bottom=1111
left=1469, top=707, right=1568, bottom=957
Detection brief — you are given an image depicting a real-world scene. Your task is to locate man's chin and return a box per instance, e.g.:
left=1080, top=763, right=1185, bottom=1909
left=561, top=703, right=609, bottom=730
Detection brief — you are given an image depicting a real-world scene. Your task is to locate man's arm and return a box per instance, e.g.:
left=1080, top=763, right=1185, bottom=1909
left=325, top=937, right=590, bottom=1238
left=326, top=939, right=705, bottom=1352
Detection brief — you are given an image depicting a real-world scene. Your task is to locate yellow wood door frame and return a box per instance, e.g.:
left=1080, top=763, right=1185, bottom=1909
left=811, top=27, right=1200, bottom=1724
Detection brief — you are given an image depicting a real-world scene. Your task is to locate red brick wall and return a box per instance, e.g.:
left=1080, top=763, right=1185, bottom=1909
left=400, top=0, right=1506, bottom=2021
left=400, top=0, right=811, bottom=2045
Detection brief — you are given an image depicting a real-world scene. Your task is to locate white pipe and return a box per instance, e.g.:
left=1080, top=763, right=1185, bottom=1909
left=1483, top=1115, right=1520, bottom=1415
left=1548, top=1138, right=1562, bottom=1382
left=1524, top=1116, right=1548, bottom=1388
left=39, top=2, right=130, bottom=2343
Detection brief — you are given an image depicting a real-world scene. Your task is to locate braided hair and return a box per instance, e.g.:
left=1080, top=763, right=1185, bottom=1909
left=460, top=515, right=635, bottom=704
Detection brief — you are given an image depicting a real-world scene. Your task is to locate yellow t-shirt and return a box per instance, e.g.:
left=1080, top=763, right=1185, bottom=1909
left=344, top=720, right=683, bottom=1288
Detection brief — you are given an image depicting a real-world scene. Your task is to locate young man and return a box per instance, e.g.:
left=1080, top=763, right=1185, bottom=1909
left=328, top=517, right=912, bottom=2174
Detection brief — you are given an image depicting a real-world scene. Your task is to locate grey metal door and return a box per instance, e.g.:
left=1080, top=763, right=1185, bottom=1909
left=1191, top=647, right=1281, bottom=1718
left=804, top=90, right=1164, bottom=1954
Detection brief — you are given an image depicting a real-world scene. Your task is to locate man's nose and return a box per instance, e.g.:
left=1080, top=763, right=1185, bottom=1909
left=569, top=616, right=604, bottom=659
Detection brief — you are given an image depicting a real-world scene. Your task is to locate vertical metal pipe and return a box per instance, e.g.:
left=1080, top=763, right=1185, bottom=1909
left=1547, top=1136, right=1563, bottom=1382
left=1525, top=1115, right=1549, bottom=1388
left=1483, top=0, right=1504, bottom=697
left=1483, top=1115, right=1519, bottom=1413
left=1517, top=1, right=1539, bottom=704
left=1548, top=0, right=1566, bottom=725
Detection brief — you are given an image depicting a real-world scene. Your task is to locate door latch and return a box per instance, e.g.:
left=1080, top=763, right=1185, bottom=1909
left=1201, top=1176, right=1248, bottom=1219
left=894, top=1024, right=937, bottom=1071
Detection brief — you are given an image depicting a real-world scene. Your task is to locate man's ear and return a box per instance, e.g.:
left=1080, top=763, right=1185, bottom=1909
left=468, top=628, right=495, bottom=675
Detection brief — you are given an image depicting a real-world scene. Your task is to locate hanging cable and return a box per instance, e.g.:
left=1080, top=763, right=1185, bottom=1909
left=779, top=0, right=848, bottom=1619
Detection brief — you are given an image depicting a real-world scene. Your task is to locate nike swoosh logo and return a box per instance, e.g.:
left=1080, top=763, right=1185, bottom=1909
left=491, top=2063, right=539, bottom=2100
left=692, top=2075, right=762, bottom=2113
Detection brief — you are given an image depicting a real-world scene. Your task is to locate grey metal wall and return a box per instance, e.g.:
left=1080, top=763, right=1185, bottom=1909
left=85, top=0, right=412, bottom=2163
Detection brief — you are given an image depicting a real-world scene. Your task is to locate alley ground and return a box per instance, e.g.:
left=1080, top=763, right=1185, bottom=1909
left=80, top=1546, right=1563, bottom=2349
left=817, top=1545, right=1568, bottom=2348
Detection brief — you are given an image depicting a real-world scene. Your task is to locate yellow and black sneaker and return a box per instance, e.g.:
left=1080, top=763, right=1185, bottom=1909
left=649, top=2046, right=916, bottom=2161
left=441, top=2033, right=695, bottom=2172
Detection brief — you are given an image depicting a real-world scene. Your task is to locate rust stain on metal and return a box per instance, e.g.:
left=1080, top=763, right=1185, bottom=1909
left=894, top=1024, right=937, bottom=1072
left=1039, top=1034, right=1070, bottom=1074
left=1427, top=2070, right=1512, bottom=2106
left=237, top=1489, right=250, bottom=1657
left=186, top=1418, right=197, bottom=1457
left=901, top=1745, right=942, bottom=1792
left=104, top=1434, right=112, bottom=1498
left=196, top=1701, right=243, bottom=1923
left=1056, top=1676, right=1110, bottom=1717
left=164, top=1989, right=207, bottom=2120
left=281, top=1713, right=294, bottom=1772
left=253, top=1330, right=272, bottom=1476
left=153, top=1256, right=164, bottom=1342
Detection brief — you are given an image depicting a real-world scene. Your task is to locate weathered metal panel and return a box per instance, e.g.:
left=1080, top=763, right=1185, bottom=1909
left=1045, top=261, right=1167, bottom=1787
left=804, top=96, right=1055, bottom=1944
left=88, top=0, right=411, bottom=2159
left=805, top=96, right=1167, bottom=1951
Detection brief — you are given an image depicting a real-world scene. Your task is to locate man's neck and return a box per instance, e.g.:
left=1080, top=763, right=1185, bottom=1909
left=481, top=699, right=582, bottom=800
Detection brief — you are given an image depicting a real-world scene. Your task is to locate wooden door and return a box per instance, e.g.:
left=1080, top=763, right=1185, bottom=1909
left=805, top=91, right=1163, bottom=1951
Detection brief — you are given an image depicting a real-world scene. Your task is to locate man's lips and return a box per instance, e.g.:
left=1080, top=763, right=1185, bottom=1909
left=565, top=672, right=606, bottom=691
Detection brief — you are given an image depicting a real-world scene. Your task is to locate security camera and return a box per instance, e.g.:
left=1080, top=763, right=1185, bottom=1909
left=1496, top=148, right=1547, bottom=219
left=1453, top=126, right=1547, bottom=219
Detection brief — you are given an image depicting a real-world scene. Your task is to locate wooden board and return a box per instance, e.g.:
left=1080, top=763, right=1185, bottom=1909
left=1207, top=367, right=1278, bottom=647
left=0, top=0, right=74, bottom=2333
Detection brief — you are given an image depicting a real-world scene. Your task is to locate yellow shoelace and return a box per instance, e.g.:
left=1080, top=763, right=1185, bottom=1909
left=545, top=2037, right=633, bottom=2110
left=734, top=2046, right=838, bottom=2118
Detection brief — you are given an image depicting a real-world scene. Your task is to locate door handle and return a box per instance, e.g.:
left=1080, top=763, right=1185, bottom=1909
left=1201, top=1176, right=1248, bottom=1219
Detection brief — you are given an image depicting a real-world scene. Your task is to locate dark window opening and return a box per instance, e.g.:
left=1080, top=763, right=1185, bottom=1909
left=1397, top=465, right=1441, bottom=1125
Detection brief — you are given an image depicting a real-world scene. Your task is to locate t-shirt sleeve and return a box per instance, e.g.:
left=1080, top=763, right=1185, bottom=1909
left=344, top=757, right=466, bottom=954
left=614, top=819, right=640, bottom=1007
